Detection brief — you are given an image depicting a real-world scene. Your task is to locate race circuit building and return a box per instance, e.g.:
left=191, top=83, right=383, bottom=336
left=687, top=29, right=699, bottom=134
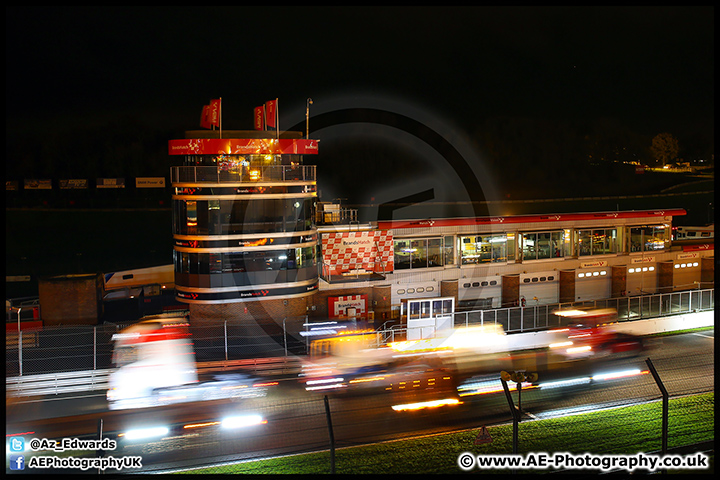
left=166, top=130, right=714, bottom=328
left=169, top=129, right=320, bottom=324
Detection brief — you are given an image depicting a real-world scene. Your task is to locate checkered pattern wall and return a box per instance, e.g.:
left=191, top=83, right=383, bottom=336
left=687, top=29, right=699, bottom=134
left=329, top=294, right=368, bottom=318
left=322, top=231, right=394, bottom=275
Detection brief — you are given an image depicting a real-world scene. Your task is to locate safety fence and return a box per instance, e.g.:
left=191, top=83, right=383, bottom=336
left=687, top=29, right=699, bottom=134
left=452, top=288, right=714, bottom=334
left=5, top=289, right=714, bottom=378
left=8, top=350, right=713, bottom=474
left=132, top=352, right=715, bottom=474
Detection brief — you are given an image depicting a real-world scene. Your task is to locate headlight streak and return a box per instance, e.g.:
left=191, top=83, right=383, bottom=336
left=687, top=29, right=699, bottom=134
left=391, top=398, right=461, bottom=411
left=305, top=377, right=346, bottom=391
left=536, top=369, right=649, bottom=390
left=458, top=380, right=535, bottom=397
left=221, top=415, right=267, bottom=429
left=458, top=368, right=650, bottom=397
left=121, top=426, right=170, bottom=440
left=566, top=345, right=593, bottom=354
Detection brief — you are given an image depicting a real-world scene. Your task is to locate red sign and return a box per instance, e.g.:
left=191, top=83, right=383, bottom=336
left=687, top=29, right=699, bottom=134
left=377, top=209, right=687, bottom=230
left=329, top=295, right=368, bottom=319
left=168, top=138, right=319, bottom=155
left=265, top=99, right=277, bottom=128
left=208, top=99, right=221, bottom=127
left=200, top=104, right=211, bottom=129
left=474, top=425, right=493, bottom=445
left=682, top=244, right=714, bottom=252
left=254, top=106, right=265, bottom=130
left=200, top=99, right=221, bottom=129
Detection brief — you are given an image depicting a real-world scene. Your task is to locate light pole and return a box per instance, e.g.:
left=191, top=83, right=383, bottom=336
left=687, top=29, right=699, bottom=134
left=306, top=98, right=313, bottom=139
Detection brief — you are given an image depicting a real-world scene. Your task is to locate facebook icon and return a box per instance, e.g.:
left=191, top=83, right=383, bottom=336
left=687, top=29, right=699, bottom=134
left=9, top=454, right=25, bottom=470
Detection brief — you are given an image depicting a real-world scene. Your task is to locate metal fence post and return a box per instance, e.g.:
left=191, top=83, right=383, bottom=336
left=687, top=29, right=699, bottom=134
left=93, top=326, right=97, bottom=371
left=500, top=378, right=521, bottom=454
left=645, top=358, right=668, bottom=456
left=19, top=330, right=23, bottom=377
left=323, top=395, right=336, bottom=474
left=283, top=318, right=288, bottom=358
left=224, top=320, right=228, bottom=361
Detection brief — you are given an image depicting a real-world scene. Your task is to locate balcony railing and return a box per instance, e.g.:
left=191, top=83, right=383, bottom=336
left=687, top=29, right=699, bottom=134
left=171, top=165, right=316, bottom=184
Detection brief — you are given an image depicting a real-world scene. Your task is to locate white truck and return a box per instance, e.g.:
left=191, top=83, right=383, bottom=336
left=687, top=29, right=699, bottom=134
left=106, top=316, right=266, bottom=410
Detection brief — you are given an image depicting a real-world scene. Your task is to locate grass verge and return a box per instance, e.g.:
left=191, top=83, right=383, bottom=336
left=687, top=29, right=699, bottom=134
left=178, top=392, right=713, bottom=474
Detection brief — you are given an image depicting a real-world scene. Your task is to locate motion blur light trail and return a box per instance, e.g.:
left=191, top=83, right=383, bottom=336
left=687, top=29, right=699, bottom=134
left=391, top=398, right=461, bottom=412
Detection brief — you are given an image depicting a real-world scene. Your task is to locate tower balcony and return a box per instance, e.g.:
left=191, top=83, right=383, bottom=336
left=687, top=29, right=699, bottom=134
left=171, top=165, right=316, bottom=185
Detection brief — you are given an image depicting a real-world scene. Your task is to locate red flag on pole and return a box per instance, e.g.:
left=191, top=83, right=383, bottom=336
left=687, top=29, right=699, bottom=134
left=254, top=106, right=265, bottom=130
left=200, top=104, right=211, bottom=129
left=265, top=99, right=277, bottom=128
left=208, top=99, right=221, bottom=128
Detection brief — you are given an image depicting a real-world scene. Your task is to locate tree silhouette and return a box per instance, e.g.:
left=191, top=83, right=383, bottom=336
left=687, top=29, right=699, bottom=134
left=650, top=132, right=680, bottom=166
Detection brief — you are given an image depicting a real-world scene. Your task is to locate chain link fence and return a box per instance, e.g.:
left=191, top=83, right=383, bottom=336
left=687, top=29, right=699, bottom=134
left=112, top=349, right=712, bottom=474
left=453, top=288, right=714, bottom=333
left=5, top=289, right=714, bottom=377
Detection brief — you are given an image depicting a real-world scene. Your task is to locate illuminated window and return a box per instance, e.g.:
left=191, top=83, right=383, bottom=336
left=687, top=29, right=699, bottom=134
left=460, top=234, right=510, bottom=264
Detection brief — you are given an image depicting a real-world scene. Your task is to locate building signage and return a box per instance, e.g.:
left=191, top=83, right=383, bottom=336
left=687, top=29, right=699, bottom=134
left=168, top=138, right=320, bottom=156
left=135, top=177, right=166, bottom=188
left=631, top=256, right=655, bottom=264
left=322, top=231, right=394, bottom=276
left=340, top=237, right=375, bottom=250
left=59, top=179, right=88, bottom=189
left=329, top=295, right=368, bottom=319
left=96, top=178, right=125, bottom=188
left=580, top=260, right=608, bottom=268
left=677, top=252, right=700, bottom=260
left=24, top=179, right=52, bottom=190
left=6, top=181, right=18, bottom=191
left=377, top=209, right=687, bottom=230
left=176, top=282, right=318, bottom=302
left=682, top=244, right=713, bottom=252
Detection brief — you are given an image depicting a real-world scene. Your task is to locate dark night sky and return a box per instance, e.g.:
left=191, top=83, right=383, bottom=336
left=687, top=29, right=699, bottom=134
left=5, top=6, right=714, bottom=209
left=6, top=6, right=713, bottom=132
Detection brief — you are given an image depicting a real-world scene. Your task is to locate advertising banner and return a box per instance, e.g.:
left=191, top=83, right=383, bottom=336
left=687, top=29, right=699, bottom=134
left=254, top=106, right=265, bottom=130
left=24, top=179, right=52, bottom=190
left=265, top=99, right=277, bottom=128
left=59, top=179, right=88, bottom=189
left=6, top=180, right=18, bottom=191
left=135, top=177, right=166, bottom=188
left=168, top=138, right=319, bottom=155
left=328, top=295, right=368, bottom=319
left=322, top=230, right=394, bottom=276
left=96, top=178, right=125, bottom=188
left=631, top=256, right=655, bottom=264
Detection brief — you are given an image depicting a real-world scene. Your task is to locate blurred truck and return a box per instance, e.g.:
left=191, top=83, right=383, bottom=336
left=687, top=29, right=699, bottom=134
left=106, top=316, right=267, bottom=410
